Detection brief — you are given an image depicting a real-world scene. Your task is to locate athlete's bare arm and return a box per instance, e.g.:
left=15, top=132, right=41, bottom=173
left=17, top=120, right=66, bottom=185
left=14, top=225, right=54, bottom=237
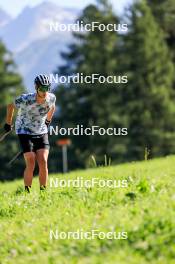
left=6, top=103, right=16, bottom=125
left=47, top=106, right=55, bottom=122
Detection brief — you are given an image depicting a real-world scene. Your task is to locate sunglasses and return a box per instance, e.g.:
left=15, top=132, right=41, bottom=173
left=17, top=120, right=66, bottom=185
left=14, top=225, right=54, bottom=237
left=38, top=85, right=50, bottom=92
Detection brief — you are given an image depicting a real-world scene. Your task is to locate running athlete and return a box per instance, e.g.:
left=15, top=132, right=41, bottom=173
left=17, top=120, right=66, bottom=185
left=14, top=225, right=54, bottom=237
left=4, top=74, right=56, bottom=192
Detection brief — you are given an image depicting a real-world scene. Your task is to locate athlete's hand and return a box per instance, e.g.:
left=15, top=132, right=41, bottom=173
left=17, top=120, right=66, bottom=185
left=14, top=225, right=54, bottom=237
left=4, top=123, right=12, bottom=132
left=45, top=119, right=51, bottom=127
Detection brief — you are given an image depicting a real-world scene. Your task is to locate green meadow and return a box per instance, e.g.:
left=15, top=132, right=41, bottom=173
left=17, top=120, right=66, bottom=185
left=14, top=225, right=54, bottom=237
left=0, top=156, right=175, bottom=264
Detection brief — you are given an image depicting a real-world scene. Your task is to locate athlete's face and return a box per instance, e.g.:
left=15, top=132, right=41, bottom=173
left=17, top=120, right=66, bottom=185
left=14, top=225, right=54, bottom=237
left=35, top=84, right=49, bottom=98
left=37, top=90, right=47, bottom=98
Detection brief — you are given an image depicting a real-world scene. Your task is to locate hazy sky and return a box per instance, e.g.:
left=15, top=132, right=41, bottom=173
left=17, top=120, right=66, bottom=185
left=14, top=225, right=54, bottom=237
left=0, top=0, right=133, bottom=17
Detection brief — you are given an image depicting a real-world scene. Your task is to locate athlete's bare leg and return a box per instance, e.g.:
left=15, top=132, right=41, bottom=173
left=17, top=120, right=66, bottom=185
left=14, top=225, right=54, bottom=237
left=36, top=149, right=49, bottom=187
left=24, top=152, right=36, bottom=186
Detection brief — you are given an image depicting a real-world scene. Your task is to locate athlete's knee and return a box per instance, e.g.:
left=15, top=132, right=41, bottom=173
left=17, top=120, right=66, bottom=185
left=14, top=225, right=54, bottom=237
left=37, top=155, right=48, bottom=168
left=39, top=158, right=48, bottom=168
left=37, top=150, right=48, bottom=167
left=24, top=153, right=36, bottom=169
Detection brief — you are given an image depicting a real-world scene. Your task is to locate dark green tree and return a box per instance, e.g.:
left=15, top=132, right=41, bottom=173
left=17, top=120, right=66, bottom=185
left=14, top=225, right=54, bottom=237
left=54, top=0, right=126, bottom=169
left=146, top=0, right=175, bottom=61
left=0, top=40, right=25, bottom=181
left=121, top=0, right=175, bottom=160
left=146, top=0, right=175, bottom=92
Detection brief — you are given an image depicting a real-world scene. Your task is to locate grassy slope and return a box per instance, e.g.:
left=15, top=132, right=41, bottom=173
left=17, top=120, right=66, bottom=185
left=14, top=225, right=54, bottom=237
left=0, top=156, right=175, bottom=264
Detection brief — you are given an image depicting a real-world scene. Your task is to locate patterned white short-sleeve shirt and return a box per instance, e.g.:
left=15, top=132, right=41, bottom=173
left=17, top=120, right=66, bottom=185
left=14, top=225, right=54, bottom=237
left=14, top=92, right=56, bottom=135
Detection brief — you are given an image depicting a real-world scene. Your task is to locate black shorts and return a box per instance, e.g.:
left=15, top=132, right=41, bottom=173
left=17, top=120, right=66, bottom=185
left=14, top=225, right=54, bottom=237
left=18, top=134, right=50, bottom=153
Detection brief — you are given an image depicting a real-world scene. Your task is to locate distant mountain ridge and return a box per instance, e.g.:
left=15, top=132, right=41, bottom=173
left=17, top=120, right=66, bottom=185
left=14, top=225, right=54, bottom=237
left=0, top=2, right=80, bottom=91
